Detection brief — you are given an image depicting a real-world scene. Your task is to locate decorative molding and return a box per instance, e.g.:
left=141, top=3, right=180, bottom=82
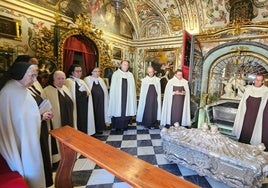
left=57, top=13, right=112, bottom=75
left=29, top=26, right=54, bottom=59
left=197, top=22, right=268, bottom=42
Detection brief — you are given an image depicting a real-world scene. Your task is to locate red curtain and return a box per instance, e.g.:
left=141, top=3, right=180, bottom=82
left=82, top=52, right=95, bottom=74
left=63, top=49, right=75, bottom=75
left=181, top=30, right=192, bottom=80
left=63, top=35, right=97, bottom=76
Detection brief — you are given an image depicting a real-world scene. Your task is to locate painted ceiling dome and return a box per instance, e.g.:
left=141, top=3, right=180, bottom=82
left=22, top=0, right=268, bottom=39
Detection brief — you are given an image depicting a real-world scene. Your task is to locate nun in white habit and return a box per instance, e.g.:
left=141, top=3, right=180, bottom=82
left=65, top=64, right=95, bottom=135
left=136, top=66, right=161, bottom=129
left=84, top=67, right=111, bottom=133
left=43, top=70, right=76, bottom=163
left=0, top=62, right=46, bottom=188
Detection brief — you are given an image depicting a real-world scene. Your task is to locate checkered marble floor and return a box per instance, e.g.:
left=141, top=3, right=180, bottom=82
left=50, top=124, right=232, bottom=188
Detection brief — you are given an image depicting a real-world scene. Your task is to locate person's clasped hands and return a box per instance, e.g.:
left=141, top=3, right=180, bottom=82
left=42, top=111, right=54, bottom=121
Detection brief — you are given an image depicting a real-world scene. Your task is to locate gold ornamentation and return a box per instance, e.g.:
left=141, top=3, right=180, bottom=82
left=199, top=93, right=209, bottom=109
left=229, top=0, right=254, bottom=25
left=163, top=4, right=182, bottom=31
left=168, top=17, right=182, bottom=31
left=227, top=19, right=251, bottom=35
left=197, top=23, right=268, bottom=42
left=231, top=46, right=249, bottom=52
left=29, top=26, right=54, bottom=59
left=54, top=14, right=69, bottom=28
left=57, top=13, right=112, bottom=75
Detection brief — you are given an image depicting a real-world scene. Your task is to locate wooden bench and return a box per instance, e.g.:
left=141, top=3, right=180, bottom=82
left=50, top=126, right=199, bottom=188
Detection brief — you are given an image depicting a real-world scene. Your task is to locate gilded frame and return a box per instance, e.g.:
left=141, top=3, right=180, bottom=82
left=144, top=48, right=179, bottom=76
left=0, top=16, right=22, bottom=40
left=56, top=13, right=112, bottom=77
left=144, top=48, right=180, bottom=93
left=57, top=28, right=112, bottom=77
left=112, top=47, right=123, bottom=60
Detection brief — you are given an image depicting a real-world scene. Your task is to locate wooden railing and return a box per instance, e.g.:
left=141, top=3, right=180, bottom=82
left=50, top=126, right=199, bottom=188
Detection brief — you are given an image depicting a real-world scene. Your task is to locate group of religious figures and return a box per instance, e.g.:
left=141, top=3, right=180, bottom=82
left=5, top=55, right=268, bottom=188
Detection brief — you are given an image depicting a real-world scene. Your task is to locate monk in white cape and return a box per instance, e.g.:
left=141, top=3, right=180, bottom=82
left=136, top=66, right=161, bottom=128
left=108, top=60, right=136, bottom=130
left=43, top=71, right=76, bottom=163
left=160, top=69, right=191, bottom=127
left=233, top=74, right=268, bottom=148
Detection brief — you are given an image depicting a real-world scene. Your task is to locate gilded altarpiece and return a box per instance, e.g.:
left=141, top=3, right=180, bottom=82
left=56, top=14, right=112, bottom=77
left=31, top=13, right=112, bottom=77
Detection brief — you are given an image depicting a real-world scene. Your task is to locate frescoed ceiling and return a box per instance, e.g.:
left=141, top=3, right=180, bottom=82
left=23, top=0, right=268, bottom=39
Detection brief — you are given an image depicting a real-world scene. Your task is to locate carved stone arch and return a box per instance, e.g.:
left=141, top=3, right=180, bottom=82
left=198, top=41, right=268, bottom=128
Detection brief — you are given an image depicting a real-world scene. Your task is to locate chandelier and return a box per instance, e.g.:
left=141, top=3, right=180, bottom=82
left=110, top=0, right=126, bottom=16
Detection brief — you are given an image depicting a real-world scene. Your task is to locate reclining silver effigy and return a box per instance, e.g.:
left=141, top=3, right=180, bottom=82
left=161, top=123, right=268, bottom=188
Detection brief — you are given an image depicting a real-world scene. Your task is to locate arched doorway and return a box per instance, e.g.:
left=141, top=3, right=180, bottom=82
left=56, top=13, right=112, bottom=79
left=63, top=35, right=98, bottom=77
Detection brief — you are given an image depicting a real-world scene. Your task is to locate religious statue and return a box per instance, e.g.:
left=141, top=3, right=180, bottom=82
left=221, top=76, right=246, bottom=99
left=222, top=77, right=235, bottom=98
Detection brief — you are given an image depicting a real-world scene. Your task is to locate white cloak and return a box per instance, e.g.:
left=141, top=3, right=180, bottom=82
left=42, top=85, right=77, bottom=162
left=65, top=77, right=96, bottom=135
left=136, top=75, right=161, bottom=122
left=232, top=85, right=268, bottom=145
left=43, top=85, right=77, bottom=129
left=108, top=69, right=137, bottom=117
left=32, top=80, right=44, bottom=93
left=0, top=80, right=45, bottom=188
left=84, top=76, right=111, bottom=123
left=160, top=76, right=191, bottom=126
left=28, top=81, right=54, bottom=166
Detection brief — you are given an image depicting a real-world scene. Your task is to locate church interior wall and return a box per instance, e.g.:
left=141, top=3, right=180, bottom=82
left=2, top=0, right=268, bottom=131
left=0, top=1, right=184, bottom=74
left=2, top=2, right=268, bottom=187
left=0, top=0, right=61, bottom=58
left=2, top=1, right=268, bottom=86
left=0, top=0, right=186, bottom=93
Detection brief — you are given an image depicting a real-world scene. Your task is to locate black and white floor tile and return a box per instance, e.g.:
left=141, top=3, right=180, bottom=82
left=51, top=124, right=267, bottom=188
